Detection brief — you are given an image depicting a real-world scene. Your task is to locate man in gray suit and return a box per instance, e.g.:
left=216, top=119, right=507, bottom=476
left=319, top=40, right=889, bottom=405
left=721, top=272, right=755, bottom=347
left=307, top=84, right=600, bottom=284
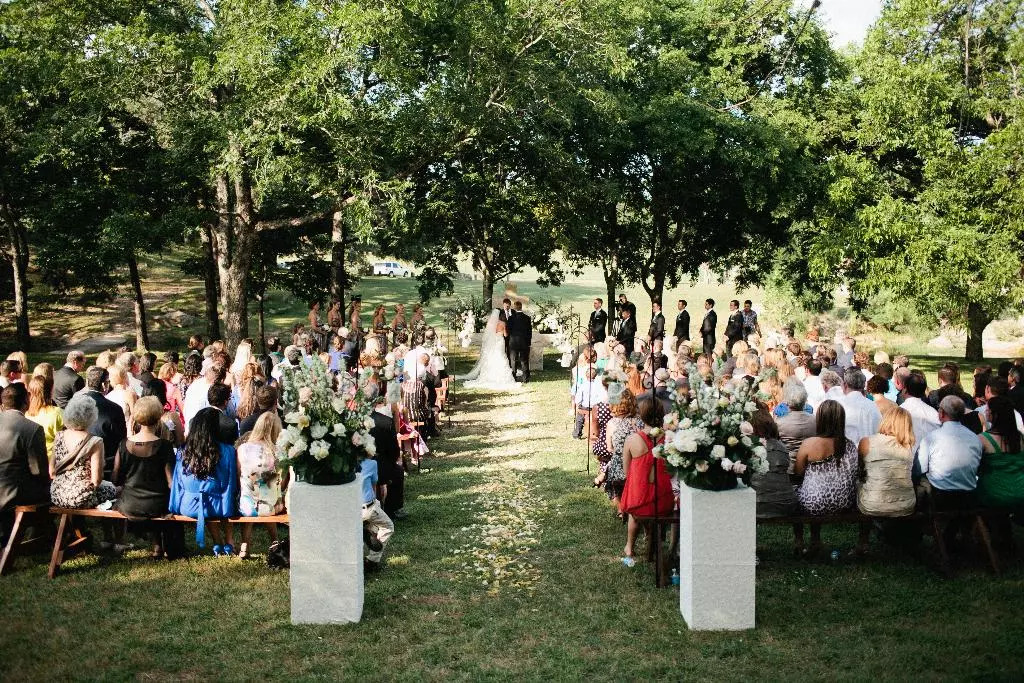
left=0, top=384, right=50, bottom=521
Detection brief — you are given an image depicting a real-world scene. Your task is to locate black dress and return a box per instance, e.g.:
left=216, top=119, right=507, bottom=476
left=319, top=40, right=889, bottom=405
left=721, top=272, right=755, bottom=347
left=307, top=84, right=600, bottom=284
left=115, top=439, right=175, bottom=518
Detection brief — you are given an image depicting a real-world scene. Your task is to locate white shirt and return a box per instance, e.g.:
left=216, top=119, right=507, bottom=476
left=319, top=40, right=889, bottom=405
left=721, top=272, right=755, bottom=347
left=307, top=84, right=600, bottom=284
left=182, top=378, right=211, bottom=435
left=900, top=397, right=940, bottom=453
left=916, top=420, right=982, bottom=491
left=804, top=375, right=825, bottom=411
left=106, top=387, right=133, bottom=416
left=839, top=390, right=881, bottom=444
left=573, top=378, right=608, bottom=410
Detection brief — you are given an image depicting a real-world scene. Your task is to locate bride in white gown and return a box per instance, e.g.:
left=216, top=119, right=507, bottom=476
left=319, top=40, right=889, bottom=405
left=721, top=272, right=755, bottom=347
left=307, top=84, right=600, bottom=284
left=457, top=310, right=521, bottom=390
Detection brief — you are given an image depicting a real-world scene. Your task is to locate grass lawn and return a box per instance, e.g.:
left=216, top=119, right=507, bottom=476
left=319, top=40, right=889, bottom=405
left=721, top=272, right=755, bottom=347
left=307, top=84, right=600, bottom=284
left=2, top=350, right=1023, bottom=681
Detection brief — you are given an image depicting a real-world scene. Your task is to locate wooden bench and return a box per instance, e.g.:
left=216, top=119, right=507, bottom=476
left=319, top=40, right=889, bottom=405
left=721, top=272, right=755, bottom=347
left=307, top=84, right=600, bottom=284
left=633, top=507, right=1000, bottom=588
left=1, top=504, right=52, bottom=576
left=48, top=507, right=289, bottom=579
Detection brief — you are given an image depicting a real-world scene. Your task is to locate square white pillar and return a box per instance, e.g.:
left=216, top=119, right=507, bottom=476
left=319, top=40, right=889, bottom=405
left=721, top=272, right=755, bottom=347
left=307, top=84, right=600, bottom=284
left=679, top=484, right=756, bottom=630
left=289, top=475, right=364, bottom=624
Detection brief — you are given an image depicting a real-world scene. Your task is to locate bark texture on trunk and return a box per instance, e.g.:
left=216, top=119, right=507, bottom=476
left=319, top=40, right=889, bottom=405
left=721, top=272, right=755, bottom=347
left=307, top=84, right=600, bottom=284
left=3, top=214, right=31, bottom=350
left=127, top=250, right=149, bottom=351
left=200, top=223, right=221, bottom=340
left=965, top=301, right=991, bottom=362
left=481, top=267, right=495, bottom=308
left=211, top=165, right=257, bottom=350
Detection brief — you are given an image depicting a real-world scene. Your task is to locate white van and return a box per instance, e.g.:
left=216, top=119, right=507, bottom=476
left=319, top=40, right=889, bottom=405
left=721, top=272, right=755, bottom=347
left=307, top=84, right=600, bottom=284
left=372, top=261, right=412, bottom=277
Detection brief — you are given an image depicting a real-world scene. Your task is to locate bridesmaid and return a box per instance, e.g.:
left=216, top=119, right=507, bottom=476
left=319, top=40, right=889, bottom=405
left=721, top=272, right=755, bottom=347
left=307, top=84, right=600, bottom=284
left=391, top=304, right=407, bottom=348
left=372, top=304, right=389, bottom=355
left=327, top=300, right=343, bottom=331
left=410, top=304, right=426, bottom=345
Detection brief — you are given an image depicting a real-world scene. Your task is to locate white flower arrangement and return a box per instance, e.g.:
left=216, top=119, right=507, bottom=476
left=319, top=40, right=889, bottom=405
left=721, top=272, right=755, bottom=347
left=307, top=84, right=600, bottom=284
left=655, top=363, right=770, bottom=490
left=277, top=356, right=377, bottom=485
left=459, top=311, right=475, bottom=348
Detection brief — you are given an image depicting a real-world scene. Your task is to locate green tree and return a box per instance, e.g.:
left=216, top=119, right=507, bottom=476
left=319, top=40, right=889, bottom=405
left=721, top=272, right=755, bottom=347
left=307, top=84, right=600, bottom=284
left=812, top=0, right=1024, bottom=360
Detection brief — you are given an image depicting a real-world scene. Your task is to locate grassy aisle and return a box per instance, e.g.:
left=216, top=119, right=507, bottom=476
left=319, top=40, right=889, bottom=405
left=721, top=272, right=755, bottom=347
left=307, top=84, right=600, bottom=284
left=2, top=365, right=1023, bottom=680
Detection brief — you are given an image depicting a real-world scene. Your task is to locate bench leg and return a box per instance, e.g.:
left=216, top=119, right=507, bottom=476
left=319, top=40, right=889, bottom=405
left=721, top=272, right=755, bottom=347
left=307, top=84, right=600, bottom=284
left=973, top=515, right=1000, bottom=576
left=0, top=508, right=27, bottom=576
left=931, top=516, right=954, bottom=578
left=48, top=514, right=70, bottom=579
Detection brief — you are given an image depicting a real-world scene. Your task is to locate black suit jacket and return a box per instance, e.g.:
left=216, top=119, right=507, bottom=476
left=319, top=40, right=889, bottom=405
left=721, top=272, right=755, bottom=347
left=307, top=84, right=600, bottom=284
left=508, top=312, right=533, bottom=350
left=53, top=366, right=85, bottom=409
left=498, top=308, right=514, bottom=328
left=700, top=310, right=717, bottom=336
left=589, top=309, right=608, bottom=342
left=616, top=315, right=637, bottom=349
left=648, top=312, right=665, bottom=341
left=80, top=390, right=127, bottom=479
left=725, top=311, right=744, bottom=341
left=0, top=411, right=49, bottom=513
left=674, top=310, right=690, bottom=340
left=370, top=410, right=401, bottom=488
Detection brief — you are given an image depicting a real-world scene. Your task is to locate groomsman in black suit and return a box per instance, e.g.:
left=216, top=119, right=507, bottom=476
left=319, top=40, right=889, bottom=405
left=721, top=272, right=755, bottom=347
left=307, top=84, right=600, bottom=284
left=615, top=306, right=637, bottom=354
left=498, top=298, right=513, bottom=366
left=617, top=293, right=636, bottom=323
left=725, top=299, right=744, bottom=356
left=647, top=301, right=665, bottom=344
left=508, top=302, right=533, bottom=383
left=700, top=299, right=717, bottom=354
left=589, top=298, right=608, bottom=343
left=673, top=300, right=690, bottom=351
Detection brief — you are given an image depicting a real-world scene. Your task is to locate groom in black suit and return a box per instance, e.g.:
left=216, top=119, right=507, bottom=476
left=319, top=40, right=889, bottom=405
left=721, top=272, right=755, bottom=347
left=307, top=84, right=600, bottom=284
left=508, top=302, right=533, bottom=383
left=589, top=298, right=608, bottom=343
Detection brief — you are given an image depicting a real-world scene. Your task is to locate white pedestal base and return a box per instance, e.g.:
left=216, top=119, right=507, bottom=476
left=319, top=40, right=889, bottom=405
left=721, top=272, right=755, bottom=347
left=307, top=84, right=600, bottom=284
left=289, top=475, right=364, bottom=624
left=679, top=484, right=756, bottom=630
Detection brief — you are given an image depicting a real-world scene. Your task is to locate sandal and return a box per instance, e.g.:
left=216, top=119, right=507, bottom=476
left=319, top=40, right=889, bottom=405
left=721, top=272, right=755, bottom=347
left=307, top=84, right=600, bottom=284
left=221, top=544, right=234, bottom=557
left=621, top=556, right=636, bottom=568
left=237, top=543, right=249, bottom=560
left=212, top=544, right=223, bottom=557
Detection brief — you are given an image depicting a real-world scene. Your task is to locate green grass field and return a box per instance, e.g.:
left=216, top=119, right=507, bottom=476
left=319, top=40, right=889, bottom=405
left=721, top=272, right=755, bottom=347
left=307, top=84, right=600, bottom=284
left=1, top=351, right=1023, bottom=681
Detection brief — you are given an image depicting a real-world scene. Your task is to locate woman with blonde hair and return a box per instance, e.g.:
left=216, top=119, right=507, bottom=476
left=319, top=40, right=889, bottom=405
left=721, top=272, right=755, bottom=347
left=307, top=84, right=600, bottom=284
left=26, top=374, right=64, bottom=462
left=854, top=406, right=917, bottom=553
left=229, top=339, right=253, bottom=386
left=6, top=351, right=28, bottom=375
left=157, top=362, right=184, bottom=418
left=31, top=362, right=54, bottom=383
left=236, top=412, right=286, bottom=559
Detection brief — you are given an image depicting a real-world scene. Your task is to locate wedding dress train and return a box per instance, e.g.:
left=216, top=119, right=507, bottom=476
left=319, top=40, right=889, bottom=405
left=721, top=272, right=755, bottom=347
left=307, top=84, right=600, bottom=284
left=457, top=310, right=521, bottom=391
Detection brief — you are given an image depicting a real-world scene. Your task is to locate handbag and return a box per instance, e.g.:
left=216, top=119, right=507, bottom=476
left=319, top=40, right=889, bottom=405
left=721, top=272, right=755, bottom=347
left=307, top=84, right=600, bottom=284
left=267, top=539, right=290, bottom=569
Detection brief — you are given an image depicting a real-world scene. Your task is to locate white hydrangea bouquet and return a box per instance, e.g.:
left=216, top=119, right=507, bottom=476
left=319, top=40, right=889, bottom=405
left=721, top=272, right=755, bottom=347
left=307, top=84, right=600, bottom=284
left=655, top=366, right=769, bottom=491
left=459, top=311, right=475, bottom=348
left=276, top=356, right=377, bottom=486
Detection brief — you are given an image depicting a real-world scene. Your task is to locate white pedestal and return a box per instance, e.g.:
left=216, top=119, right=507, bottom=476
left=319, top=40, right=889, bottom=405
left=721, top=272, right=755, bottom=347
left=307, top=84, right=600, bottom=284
left=289, top=475, right=364, bottom=624
left=679, top=484, right=756, bottom=630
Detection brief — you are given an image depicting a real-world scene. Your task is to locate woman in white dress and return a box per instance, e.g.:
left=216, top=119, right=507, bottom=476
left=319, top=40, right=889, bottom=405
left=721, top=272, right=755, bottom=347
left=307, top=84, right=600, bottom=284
left=458, top=310, right=521, bottom=391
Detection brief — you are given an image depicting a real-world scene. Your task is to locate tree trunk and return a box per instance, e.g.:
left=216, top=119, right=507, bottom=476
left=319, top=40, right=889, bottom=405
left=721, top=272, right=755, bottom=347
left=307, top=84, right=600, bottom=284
left=602, top=255, right=618, bottom=337
left=3, top=214, right=31, bottom=350
left=200, top=223, right=221, bottom=340
left=126, top=250, right=150, bottom=351
left=481, top=266, right=495, bottom=308
left=331, top=209, right=346, bottom=314
left=211, top=167, right=256, bottom=350
left=257, top=282, right=266, bottom=354
left=965, top=301, right=991, bottom=362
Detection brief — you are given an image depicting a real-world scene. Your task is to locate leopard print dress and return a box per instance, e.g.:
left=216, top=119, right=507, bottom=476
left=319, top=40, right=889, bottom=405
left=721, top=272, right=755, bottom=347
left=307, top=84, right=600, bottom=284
left=796, top=438, right=858, bottom=515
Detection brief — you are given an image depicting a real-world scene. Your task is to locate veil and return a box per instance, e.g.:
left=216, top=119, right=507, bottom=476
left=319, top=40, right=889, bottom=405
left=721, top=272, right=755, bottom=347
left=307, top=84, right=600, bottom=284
left=457, top=310, right=520, bottom=389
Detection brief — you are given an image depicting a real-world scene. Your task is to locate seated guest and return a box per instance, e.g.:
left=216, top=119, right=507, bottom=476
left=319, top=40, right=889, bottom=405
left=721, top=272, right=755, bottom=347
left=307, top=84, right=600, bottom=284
left=838, top=367, right=881, bottom=445
left=113, top=396, right=183, bottom=559
left=0, top=384, right=50, bottom=524
left=177, top=353, right=203, bottom=403
left=51, top=395, right=116, bottom=508
left=157, top=362, right=184, bottom=417
left=803, top=360, right=826, bottom=411
left=975, top=396, right=1024, bottom=509
left=936, top=383, right=983, bottom=434
left=793, top=400, right=858, bottom=554
left=141, top=379, right=185, bottom=447
left=137, top=352, right=158, bottom=387
left=866, top=375, right=897, bottom=416
left=901, top=373, right=940, bottom=450
left=239, top=385, right=279, bottom=437
left=25, top=375, right=64, bottom=463
left=105, top=364, right=136, bottom=429
left=638, top=368, right=674, bottom=416
left=170, top=408, right=238, bottom=555
left=820, top=369, right=844, bottom=403
left=78, top=366, right=128, bottom=481
left=359, top=440, right=394, bottom=570
left=0, top=359, right=23, bottom=389
left=915, top=396, right=983, bottom=550
left=53, top=350, right=87, bottom=409
left=206, top=382, right=239, bottom=445
left=236, top=412, right=286, bottom=559
left=573, top=365, right=607, bottom=440
left=978, top=376, right=1024, bottom=435
left=855, top=406, right=917, bottom=554
left=182, top=364, right=220, bottom=435
left=618, top=397, right=673, bottom=567
left=232, top=361, right=264, bottom=422
left=749, top=408, right=798, bottom=518
left=367, top=383, right=404, bottom=520
left=776, top=379, right=816, bottom=474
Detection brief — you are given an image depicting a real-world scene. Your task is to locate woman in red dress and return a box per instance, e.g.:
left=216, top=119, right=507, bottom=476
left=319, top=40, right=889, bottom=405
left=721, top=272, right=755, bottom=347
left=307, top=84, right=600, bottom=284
left=619, top=397, right=675, bottom=566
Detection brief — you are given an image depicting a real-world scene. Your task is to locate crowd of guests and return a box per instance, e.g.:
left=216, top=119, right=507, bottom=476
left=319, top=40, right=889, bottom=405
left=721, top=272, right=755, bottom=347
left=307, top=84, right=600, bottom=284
left=572, top=295, right=1024, bottom=564
left=0, top=323, right=449, bottom=569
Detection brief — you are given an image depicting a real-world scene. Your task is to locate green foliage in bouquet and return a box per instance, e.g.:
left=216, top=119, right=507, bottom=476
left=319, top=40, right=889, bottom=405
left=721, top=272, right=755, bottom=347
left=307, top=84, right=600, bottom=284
left=276, top=357, right=377, bottom=486
left=655, top=366, right=770, bottom=491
